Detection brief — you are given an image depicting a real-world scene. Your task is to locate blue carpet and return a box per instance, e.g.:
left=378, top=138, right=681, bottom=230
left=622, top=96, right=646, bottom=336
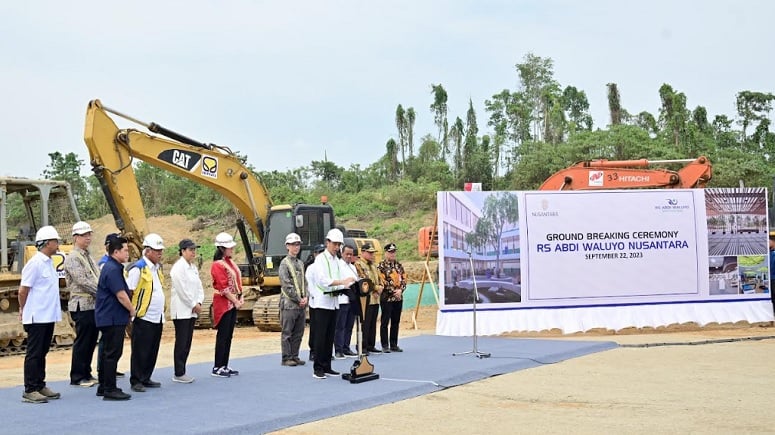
left=0, top=335, right=616, bottom=434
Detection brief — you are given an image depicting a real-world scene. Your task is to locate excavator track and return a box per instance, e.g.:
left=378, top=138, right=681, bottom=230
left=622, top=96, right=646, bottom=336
left=252, top=294, right=281, bottom=332
left=0, top=286, right=75, bottom=357
left=195, top=296, right=214, bottom=329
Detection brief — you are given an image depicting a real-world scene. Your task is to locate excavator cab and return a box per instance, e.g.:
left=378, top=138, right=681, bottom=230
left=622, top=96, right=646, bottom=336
left=262, top=203, right=335, bottom=278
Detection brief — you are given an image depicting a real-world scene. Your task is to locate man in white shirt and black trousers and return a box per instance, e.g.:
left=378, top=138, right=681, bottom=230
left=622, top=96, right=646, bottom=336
left=307, top=229, right=355, bottom=379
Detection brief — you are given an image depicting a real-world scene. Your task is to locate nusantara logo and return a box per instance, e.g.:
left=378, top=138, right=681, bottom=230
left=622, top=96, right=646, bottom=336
left=656, top=198, right=689, bottom=212
left=532, top=198, right=559, bottom=217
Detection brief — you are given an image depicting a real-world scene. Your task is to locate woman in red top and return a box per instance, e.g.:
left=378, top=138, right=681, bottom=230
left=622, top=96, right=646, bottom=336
left=210, top=232, right=244, bottom=378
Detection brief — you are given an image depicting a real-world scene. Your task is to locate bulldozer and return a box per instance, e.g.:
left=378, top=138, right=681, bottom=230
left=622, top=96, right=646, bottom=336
left=0, top=177, right=79, bottom=355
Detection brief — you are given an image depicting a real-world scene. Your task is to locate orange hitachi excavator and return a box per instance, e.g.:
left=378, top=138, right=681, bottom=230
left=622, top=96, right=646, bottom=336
left=538, top=156, right=712, bottom=190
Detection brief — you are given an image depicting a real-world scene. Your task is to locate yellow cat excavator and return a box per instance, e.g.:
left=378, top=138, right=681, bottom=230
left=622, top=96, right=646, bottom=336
left=83, top=99, right=377, bottom=330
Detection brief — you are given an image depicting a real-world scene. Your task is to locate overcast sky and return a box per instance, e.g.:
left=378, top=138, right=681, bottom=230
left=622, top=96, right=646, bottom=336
left=2, top=0, right=773, bottom=179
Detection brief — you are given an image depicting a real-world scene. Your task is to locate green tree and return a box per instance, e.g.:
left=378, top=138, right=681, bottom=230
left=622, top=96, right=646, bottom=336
left=406, top=107, right=416, bottom=158
left=42, top=151, right=87, bottom=201
left=395, top=104, right=407, bottom=174
left=430, top=84, right=449, bottom=152
left=562, top=85, right=593, bottom=131
left=515, top=53, right=558, bottom=141
left=607, top=83, right=623, bottom=126
left=449, top=117, right=465, bottom=180
left=479, top=192, right=519, bottom=274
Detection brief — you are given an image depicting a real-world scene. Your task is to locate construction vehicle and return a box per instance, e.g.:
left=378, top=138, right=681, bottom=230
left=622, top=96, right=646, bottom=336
left=539, top=156, right=712, bottom=190
left=83, top=99, right=380, bottom=331
left=0, top=177, right=79, bottom=355
left=418, top=226, right=438, bottom=258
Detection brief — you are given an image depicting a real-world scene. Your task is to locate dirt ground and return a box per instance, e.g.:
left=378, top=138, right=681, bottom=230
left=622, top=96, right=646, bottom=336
left=1, top=306, right=774, bottom=434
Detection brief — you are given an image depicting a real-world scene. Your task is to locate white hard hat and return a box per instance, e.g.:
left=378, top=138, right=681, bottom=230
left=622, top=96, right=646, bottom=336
left=71, top=221, right=93, bottom=236
left=326, top=228, right=344, bottom=244
left=214, top=232, right=237, bottom=248
left=35, top=225, right=61, bottom=242
left=285, top=233, right=302, bottom=244
left=142, top=233, right=165, bottom=250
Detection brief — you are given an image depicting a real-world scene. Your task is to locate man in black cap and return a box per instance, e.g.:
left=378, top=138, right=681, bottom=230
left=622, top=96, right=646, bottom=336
left=378, top=243, right=407, bottom=352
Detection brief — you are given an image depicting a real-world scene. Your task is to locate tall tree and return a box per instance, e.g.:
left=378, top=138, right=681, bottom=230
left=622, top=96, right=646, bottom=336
left=562, top=85, right=593, bottom=131
left=406, top=107, right=416, bottom=158
left=735, top=90, right=775, bottom=149
left=515, top=53, right=558, bottom=141
left=449, top=117, right=465, bottom=180
left=658, top=84, right=689, bottom=150
left=607, top=83, right=623, bottom=126
left=395, top=104, right=407, bottom=174
left=385, top=138, right=399, bottom=181
left=430, top=84, right=449, bottom=150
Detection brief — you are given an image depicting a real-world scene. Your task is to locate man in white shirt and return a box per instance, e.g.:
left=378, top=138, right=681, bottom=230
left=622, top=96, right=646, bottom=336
left=169, top=239, right=204, bottom=383
left=19, top=226, right=63, bottom=404
left=126, top=233, right=166, bottom=392
left=307, top=229, right=355, bottom=379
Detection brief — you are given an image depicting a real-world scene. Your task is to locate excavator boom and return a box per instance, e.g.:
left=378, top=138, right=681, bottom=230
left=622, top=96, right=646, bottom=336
left=83, top=99, right=271, bottom=256
left=539, top=156, right=712, bottom=190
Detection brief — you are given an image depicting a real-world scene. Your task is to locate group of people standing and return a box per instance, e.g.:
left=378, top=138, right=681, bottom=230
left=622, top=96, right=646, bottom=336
left=18, top=222, right=407, bottom=403
left=278, top=228, right=407, bottom=379
left=18, top=221, right=243, bottom=403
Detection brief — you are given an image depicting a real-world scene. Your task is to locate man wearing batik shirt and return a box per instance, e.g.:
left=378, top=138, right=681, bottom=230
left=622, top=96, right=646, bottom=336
left=377, top=243, right=407, bottom=353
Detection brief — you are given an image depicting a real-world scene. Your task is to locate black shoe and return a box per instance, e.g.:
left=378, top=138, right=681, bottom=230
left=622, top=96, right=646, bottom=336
left=343, top=349, right=358, bottom=357
left=324, top=369, right=340, bottom=377
left=367, top=347, right=382, bottom=354
left=142, top=380, right=161, bottom=388
left=116, top=371, right=125, bottom=378
left=103, top=389, right=131, bottom=401
left=312, top=371, right=326, bottom=379
left=96, top=386, right=104, bottom=397
left=390, top=346, right=404, bottom=352
left=130, top=384, right=146, bottom=393
left=381, top=346, right=391, bottom=353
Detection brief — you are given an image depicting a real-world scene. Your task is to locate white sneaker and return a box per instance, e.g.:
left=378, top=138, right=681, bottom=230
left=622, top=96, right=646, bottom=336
left=172, top=375, right=195, bottom=383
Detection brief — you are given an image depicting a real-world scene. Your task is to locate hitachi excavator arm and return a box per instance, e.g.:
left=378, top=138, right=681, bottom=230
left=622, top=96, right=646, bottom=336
left=539, top=156, right=712, bottom=190
left=83, top=99, right=271, bottom=266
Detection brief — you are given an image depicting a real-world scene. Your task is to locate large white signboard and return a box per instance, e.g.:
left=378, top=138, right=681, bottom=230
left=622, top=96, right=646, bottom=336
left=523, top=190, right=708, bottom=305
left=436, top=188, right=774, bottom=335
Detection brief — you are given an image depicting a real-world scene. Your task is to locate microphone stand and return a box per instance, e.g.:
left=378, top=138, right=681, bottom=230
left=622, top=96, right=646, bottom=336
left=453, top=251, right=490, bottom=358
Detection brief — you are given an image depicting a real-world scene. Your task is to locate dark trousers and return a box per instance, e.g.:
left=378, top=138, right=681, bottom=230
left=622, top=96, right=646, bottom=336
left=214, top=308, right=237, bottom=368
left=380, top=299, right=403, bottom=348
left=311, top=308, right=337, bottom=373
left=362, top=304, right=379, bottom=350
left=23, top=323, right=54, bottom=393
left=173, top=318, right=196, bottom=377
left=130, top=318, right=163, bottom=386
left=280, top=308, right=305, bottom=361
left=69, top=308, right=99, bottom=383
left=98, top=325, right=126, bottom=392
left=307, top=307, right=316, bottom=357
left=334, top=302, right=356, bottom=353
